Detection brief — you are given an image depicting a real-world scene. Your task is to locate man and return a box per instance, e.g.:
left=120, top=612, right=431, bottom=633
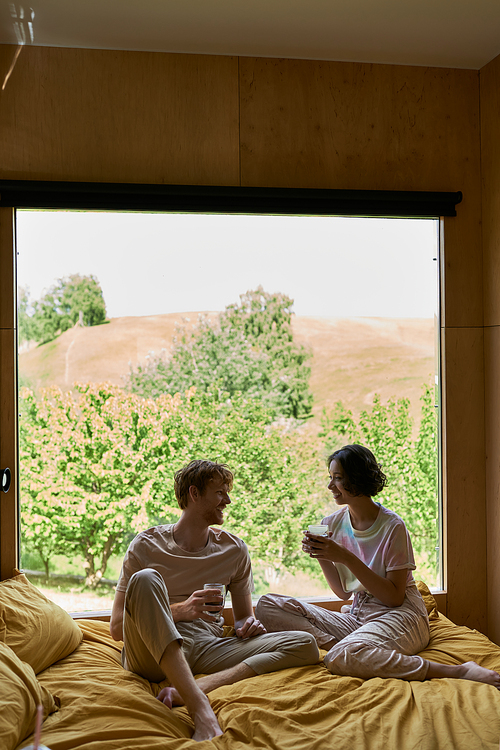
left=110, top=459, right=318, bottom=742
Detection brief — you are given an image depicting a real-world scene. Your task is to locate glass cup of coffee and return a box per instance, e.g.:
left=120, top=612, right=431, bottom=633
left=203, top=583, right=226, bottom=624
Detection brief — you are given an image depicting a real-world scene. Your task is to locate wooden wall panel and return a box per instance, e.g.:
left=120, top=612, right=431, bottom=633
left=481, top=52, right=500, bottom=642
left=440, top=211, right=483, bottom=330
left=484, top=326, right=500, bottom=644
left=239, top=58, right=482, bottom=330
left=239, top=60, right=478, bottom=191
left=481, top=55, right=500, bottom=328
left=0, top=46, right=240, bottom=186
left=0, top=329, right=17, bottom=580
left=441, top=326, right=486, bottom=632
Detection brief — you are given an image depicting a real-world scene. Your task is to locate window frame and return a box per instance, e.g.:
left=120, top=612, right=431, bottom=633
left=0, top=181, right=455, bottom=617
left=0, top=180, right=461, bottom=216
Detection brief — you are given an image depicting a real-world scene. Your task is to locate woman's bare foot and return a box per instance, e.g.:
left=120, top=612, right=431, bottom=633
left=458, top=661, right=500, bottom=688
left=426, top=659, right=500, bottom=687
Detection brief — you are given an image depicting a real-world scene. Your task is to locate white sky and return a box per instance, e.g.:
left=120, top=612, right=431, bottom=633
left=16, top=210, right=439, bottom=319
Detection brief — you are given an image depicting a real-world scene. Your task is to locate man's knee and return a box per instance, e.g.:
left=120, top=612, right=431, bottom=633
left=127, top=568, right=169, bottom=611
left=294, top=632, right=320, bottom=664
left=129, top=568, right=162, bottom=590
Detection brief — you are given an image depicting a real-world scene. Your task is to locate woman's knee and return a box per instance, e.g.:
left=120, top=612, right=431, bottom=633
left=323, top=640, right=368, bottom=676
left=256, top=594, right=312, bottom=634
left=267, top=630, right=320, bottom=667
left=255, top=593, right=291, bottom=627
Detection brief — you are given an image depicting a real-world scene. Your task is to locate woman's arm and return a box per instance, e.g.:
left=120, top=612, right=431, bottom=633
left=318, top=559, right=352, bottom=600
left=303, top=532, right=350, bottom=599
left=306, top=535, right=408, bottom=607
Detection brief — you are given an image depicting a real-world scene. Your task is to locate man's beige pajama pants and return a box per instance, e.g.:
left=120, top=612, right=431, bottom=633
left=121, top=568, right=319, bottom=683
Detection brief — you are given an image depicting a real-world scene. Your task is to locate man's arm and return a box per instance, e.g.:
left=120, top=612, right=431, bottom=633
left=109, top=586, right=225, bottom=641
left=231, top=592, right=267, bottom=639
left=170, top=590, right=225, bottom=623
left=110, top=589, right=126, bottom=641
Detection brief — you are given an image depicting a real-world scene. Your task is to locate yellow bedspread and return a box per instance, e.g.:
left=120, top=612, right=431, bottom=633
left=14, top=600, right=500, bottom=750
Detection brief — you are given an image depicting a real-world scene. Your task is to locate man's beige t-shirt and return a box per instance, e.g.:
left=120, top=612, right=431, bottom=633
left=116, top=524, right=254, bottom=602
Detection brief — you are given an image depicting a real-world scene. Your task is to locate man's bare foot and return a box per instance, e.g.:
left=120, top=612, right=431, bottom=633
left=458, top=661, right=500, bottom=688
left=187, top=693, right=223, bottom=742
left=191, top=698, right=223, bottom=741
left=157, top=687, right=222, bottom=741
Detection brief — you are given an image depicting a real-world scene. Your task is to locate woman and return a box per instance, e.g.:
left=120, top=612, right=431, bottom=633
left=256, top=444, right=500, bottom=686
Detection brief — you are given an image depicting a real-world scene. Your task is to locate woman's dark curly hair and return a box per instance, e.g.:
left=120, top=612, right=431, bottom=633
left=327, top=444, right=387, bottom=497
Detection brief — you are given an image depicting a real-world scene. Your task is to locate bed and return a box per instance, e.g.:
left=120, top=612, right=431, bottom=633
left=2, top=572, right=500, bottom=750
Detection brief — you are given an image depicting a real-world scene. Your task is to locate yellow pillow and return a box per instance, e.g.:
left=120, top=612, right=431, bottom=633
left=0, top=573, right=82, bottom=674
left=0, top=641, right=57, bottom=750
left=415, top=579, right=440, bottom=621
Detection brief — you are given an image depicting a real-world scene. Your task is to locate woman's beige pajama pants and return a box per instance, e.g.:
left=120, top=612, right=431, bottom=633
left=255, top=584, right=431, bottom=680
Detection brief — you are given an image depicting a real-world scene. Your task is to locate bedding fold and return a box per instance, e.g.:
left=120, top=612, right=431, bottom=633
left=13, top=613, right=500, bottom=750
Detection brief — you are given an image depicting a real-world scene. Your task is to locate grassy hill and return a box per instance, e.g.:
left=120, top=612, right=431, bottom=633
left=293, top=316, right=435, bottom=425
left=19, top=313, right=434, bottom=428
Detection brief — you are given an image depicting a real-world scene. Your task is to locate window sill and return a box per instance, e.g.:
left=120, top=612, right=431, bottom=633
left=70, top=591, right=447, bottom=624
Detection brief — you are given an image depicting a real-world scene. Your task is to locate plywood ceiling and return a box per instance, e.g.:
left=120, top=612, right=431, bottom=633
left=1, top=0, right=500, bottom=70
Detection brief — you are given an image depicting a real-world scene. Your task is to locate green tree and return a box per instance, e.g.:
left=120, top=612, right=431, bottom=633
left=20, top=387, right=75, bottom=577
left=127, top=287, right=313, bottom=420
left=128, top=316, right=267, bottom=403
left=23, top=274, right=107, bottom=345
left=19, top=383, right=323, bottom=587
left=32, top=290, right=62, bottom=344
left=55, top=274, right=107, bottom=329
left=17, top=286, right=37, bottom=347
left=319, top=385, right=439, bottom=580
left=19, top=384, right=152, bottom=586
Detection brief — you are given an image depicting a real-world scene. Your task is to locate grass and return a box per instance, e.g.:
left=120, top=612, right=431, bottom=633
left=21, top=550, right=121, bottom=613
left=21, top=550, right=123, bottom=581
left=32, top=579, right=117, bottom=613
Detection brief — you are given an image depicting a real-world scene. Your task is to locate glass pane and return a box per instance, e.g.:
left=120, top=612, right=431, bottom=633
left=16, top=210, right=440, bottom=612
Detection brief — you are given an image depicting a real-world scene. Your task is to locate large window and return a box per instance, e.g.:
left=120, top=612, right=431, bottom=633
left=15, top=208, right=441, bottom=613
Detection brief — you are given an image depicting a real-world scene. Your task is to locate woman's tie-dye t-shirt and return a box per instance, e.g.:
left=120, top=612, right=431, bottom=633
left=322, top=504, right=416, bottom=594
